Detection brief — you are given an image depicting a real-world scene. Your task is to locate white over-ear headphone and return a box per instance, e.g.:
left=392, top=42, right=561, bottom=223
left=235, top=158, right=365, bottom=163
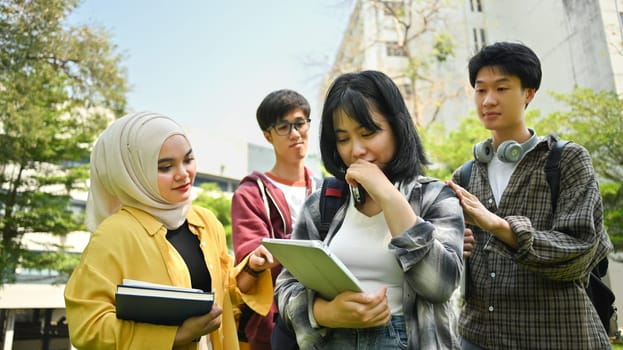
left=473, top=130, right=538, bottom=163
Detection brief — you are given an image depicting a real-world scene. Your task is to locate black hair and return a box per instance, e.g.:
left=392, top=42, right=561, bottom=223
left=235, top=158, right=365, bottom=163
left=256, top=89, right=310, bottom=131
left=319, top=70, right=429, bottom=183
left=468, top=42, right=542, bottom=90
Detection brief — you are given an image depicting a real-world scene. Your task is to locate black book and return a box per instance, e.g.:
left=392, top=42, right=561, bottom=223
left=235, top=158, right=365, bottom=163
left=115, top=279, right=214, bottom=326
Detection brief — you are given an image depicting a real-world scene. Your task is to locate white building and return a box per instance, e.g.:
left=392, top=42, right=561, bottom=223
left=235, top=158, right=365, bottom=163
left=326, top=0, right=623, bottom=126
left=474, top=0, right=623, bottom=115
left=324, top=0, right=473, bottom=128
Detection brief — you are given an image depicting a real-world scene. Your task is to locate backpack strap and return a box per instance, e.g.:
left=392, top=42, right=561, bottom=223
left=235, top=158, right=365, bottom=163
left=544, top=140, right=570, bottom=213
left=458, top=160, right=474, bottom=190
left=318, top=177, right=348, bottom=240
left=460, top=140, right=569, bottom=211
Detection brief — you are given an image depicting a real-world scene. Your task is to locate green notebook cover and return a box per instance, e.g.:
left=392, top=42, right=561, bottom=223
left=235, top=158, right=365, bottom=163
left=262, top=238, right=363, bottom=300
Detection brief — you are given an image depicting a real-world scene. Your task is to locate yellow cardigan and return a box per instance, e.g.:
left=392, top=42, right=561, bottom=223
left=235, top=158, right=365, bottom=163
left=64, top=206, right=272, bottom=350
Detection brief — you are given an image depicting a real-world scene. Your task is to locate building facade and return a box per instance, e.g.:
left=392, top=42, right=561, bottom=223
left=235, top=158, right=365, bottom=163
left=326, top=0, right=623, bottom=126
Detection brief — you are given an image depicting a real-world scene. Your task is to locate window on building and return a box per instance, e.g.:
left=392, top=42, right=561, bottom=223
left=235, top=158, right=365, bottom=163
left=480, top=28, right=487, bottom=47
left=382, top=0, right=404, bottom=16
left=472, top=29, right=478, bottom=50
left=10, top=309, right=70, bottom=346
left=386, top=41, right=407, bottom=57
left=469, top=0, right=483, bottom=12
left=473, top=28, right=487, bottom=52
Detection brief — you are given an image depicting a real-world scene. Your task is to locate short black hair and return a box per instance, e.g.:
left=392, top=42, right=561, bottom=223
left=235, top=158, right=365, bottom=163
left=319, top=70, right=429, bottom=183
left=256, top=89, right=310, bottom=131
left=468, top=42, right=542, bottom=90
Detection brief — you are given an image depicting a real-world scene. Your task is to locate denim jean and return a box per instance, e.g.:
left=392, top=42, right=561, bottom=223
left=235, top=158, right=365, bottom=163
left=317, top=315, right=407, bottom=350
left=460, top=337, right=485, bottom=350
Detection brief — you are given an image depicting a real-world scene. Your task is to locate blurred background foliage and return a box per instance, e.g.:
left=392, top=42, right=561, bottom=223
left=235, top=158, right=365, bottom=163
left=422, top=87, right=623, bottom=250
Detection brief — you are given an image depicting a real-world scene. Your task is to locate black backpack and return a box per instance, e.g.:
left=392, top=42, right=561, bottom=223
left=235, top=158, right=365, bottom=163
left=458, top=140, right=616, bottom=334
left=318, top=177, right=350, bottom=240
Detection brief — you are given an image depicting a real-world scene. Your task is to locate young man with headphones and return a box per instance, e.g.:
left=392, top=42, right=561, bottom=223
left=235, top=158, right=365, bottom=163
left=446, top=42, right=613, bottom=349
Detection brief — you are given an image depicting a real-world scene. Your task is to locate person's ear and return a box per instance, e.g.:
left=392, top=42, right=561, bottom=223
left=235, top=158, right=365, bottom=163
left=524, top=88, right=536, bottom=105
left=263, top=130, right=273, bottom=144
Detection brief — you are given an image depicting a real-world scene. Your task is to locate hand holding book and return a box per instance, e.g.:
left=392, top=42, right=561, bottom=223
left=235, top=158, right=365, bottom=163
left=115, top=279, right=215, bottom=326
left=174, top=304, right=223, bottom=346
left=261, top=238, right=363, bottom=300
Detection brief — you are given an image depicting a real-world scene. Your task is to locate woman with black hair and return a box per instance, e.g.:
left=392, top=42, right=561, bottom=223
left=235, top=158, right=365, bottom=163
left=274, top=70, right=464, bottom=349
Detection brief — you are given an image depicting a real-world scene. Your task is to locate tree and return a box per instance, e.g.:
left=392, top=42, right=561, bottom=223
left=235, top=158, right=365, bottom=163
left=325, top=0, right=465, bottom=128
left=535, top=88, right=622, bottom=184
left=0, top=0, right=128, bottom=284
left=535, top=88, right=623, bottom=241
left=422, top=109, right=544, bottom=181
left=421, top=111, right=488, bottom=180
left=375, top=0, right=459, bottom=127
left=193, top=183, right=233, bottom=249
left=422, top=87, right=623, bottom=248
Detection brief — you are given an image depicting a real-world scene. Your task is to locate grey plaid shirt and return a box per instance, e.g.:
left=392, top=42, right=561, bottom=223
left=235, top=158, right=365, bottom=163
left=453, top=135, right=612, bottom=349
left=275, top=177, right=464, bottom=350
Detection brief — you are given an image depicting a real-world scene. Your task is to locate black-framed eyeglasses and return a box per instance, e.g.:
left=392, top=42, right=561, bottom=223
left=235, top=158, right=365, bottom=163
left=271, top=118, right=311, bottom=136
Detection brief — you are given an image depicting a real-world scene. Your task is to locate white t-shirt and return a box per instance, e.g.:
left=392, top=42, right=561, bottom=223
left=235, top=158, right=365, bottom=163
left=328, top=195, right=404, bottom=315
left=487, top=155, right=517, bottom=206
left=264, top=173, right=309, bottom=226
left=487, top=137, right=540, bottom=206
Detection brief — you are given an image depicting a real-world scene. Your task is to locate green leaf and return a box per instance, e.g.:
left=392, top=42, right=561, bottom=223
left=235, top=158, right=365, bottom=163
left=0, top=0, right=128, bottom=284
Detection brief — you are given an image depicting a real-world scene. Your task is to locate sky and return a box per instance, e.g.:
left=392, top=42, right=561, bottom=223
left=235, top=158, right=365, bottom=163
left=71, top=0, right=352, bottom=158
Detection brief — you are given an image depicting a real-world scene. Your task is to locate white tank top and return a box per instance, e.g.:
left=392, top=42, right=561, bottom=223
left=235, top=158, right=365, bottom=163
left=328, top=195, right=404, bottom=315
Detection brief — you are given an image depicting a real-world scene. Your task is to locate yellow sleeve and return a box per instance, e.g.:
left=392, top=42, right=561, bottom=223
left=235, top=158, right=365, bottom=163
left=64, top=214, right=185, bottom=350
left=231, top=254, right=273, bottom=316
left=64, top=263, right=179, bottom=350
left=198, top=206, right=273, bottom=316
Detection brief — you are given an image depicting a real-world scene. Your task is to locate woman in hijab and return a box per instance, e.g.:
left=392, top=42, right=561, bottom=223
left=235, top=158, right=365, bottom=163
left=64, top=111, right=275, bottom=350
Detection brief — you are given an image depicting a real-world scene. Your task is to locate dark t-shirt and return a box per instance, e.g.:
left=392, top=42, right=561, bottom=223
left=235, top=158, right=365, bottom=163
left=166, top=221, right=212, bottom=292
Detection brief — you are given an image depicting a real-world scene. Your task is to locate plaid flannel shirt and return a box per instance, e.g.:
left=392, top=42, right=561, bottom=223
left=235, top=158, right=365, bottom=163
left=275, top=177, right=464, bottom=350
left=453, top=135, right=612, bottom=349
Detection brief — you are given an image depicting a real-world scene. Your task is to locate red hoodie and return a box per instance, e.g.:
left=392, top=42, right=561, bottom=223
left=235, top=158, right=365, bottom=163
left=231, top=168, right=315, bottom=349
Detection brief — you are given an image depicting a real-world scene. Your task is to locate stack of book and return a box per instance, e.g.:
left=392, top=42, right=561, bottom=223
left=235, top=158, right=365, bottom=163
left=115, top=279, right=214, bottom=325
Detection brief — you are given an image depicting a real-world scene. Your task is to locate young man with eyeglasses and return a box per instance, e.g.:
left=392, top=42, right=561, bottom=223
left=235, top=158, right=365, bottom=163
left=231, top=89, right=317, bottom=350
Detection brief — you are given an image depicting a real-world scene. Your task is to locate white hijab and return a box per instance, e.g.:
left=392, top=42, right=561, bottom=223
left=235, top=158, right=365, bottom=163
left=85, top=111, right=191, bottom=232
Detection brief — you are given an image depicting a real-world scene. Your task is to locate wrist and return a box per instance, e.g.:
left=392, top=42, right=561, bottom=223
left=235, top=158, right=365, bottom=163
left=312, top=296, right=329, bottom=327
left=243, top=263, right=264, bottom=278
left=379, top=188, right=407, bottom=210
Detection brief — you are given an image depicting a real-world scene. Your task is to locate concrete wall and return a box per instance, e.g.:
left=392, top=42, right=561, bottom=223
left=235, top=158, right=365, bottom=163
left=482, top=0, right=619, bottom=118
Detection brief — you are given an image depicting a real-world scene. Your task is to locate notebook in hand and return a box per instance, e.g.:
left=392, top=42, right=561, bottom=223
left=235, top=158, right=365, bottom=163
left=261, top=238, right=363, bottom=300
left=115, top=279, right=214, bottom=325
